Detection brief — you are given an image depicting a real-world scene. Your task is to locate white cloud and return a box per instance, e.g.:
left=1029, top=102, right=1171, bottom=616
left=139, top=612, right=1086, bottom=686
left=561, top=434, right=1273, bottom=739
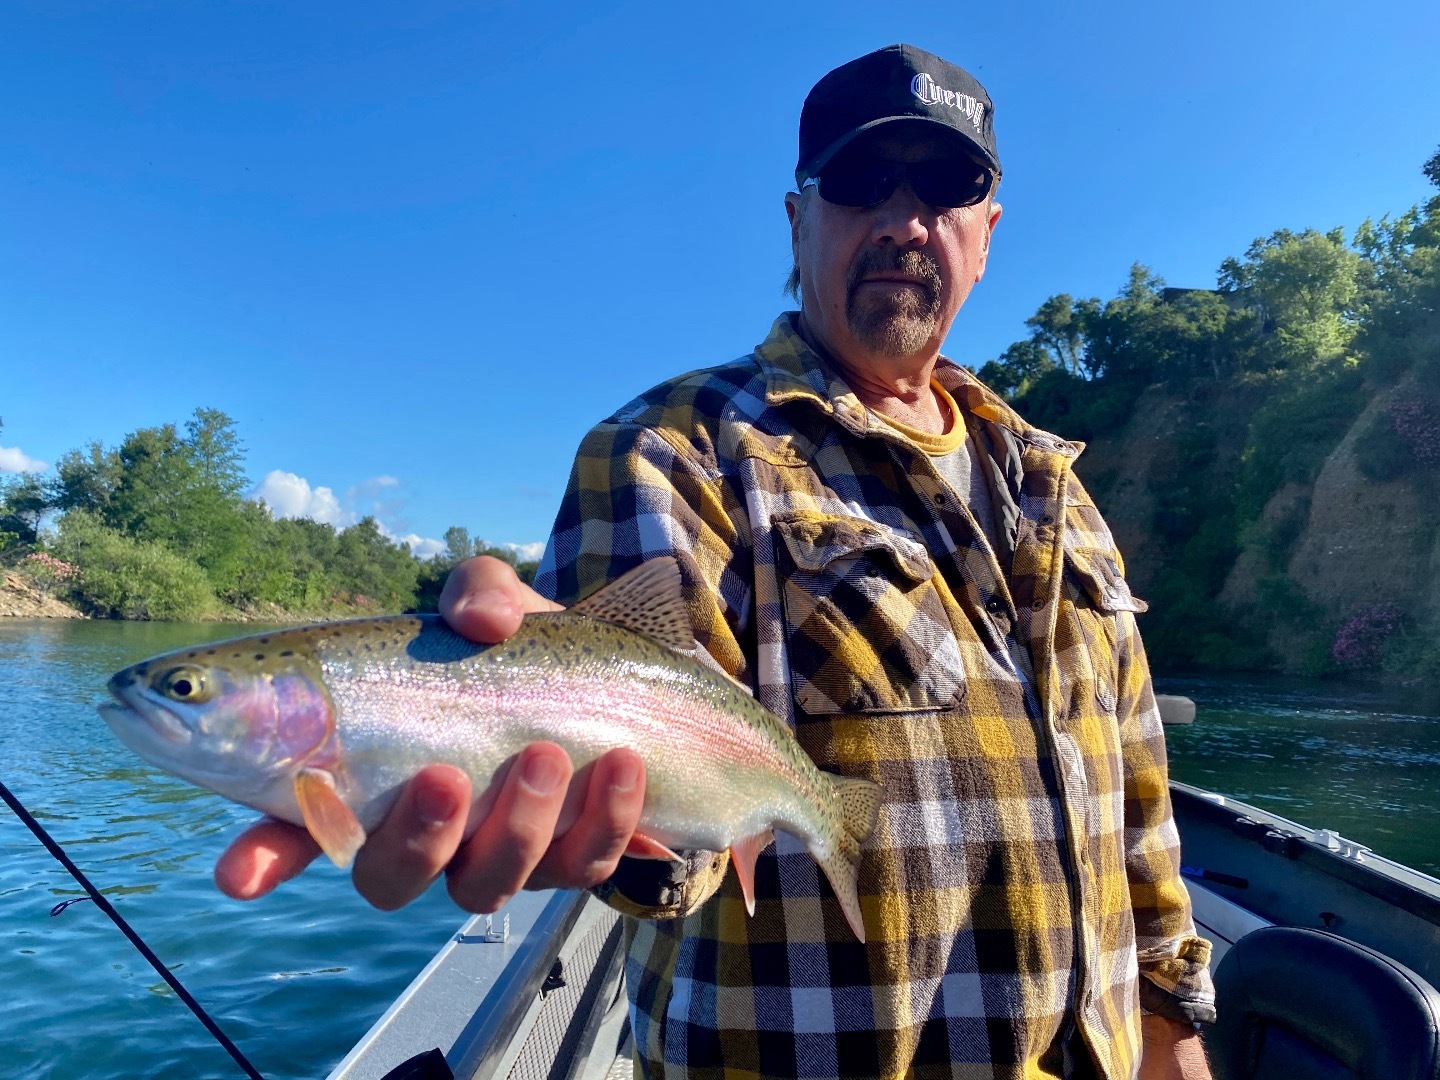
left=506, top=541, right=546, bottom=562
left=249, top=469, right=495, bottom=564
left=400, top=534, right=446, bottom=559
left=0, top=445, right=49, bottom=475
left=250, top=470, right=351, bottom=526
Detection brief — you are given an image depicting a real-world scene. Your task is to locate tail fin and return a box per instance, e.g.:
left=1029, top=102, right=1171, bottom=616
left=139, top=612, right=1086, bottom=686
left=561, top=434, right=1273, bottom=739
left=813, top=776, right=881, bottom=943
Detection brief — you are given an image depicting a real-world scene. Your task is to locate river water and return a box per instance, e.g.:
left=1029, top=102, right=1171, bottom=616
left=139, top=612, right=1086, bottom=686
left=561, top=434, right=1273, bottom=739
left=2, top=620, right=1438, bottom=1079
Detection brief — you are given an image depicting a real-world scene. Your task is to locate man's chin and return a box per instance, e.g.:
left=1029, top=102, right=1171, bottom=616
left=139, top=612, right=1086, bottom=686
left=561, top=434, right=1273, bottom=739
left=847, top=311, right=939, bottom=358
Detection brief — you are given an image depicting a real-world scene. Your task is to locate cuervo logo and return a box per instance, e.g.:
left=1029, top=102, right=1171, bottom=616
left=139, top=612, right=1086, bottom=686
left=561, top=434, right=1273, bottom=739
left=910, top=72, right=985, bottom=133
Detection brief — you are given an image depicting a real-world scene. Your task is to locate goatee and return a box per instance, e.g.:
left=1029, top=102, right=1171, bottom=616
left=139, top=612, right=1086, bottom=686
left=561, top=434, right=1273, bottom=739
left=845, top=248, right=943, bottom=356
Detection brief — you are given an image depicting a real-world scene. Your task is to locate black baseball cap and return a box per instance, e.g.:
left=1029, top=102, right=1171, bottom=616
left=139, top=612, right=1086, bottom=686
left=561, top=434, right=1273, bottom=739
left=796, top=44, right=1000, bottom=187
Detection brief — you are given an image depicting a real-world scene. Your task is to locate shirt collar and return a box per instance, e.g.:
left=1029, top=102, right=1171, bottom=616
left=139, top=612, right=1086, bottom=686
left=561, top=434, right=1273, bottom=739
left=754, top=312, right=1081, bottom=458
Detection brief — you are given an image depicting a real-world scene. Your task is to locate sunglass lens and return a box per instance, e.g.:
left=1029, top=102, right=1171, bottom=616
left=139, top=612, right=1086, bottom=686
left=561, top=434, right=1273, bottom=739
left=817, top=160, right=993, bottom=209
left=816, top=163, right=897, bottom=208
left=912, top=161, right=993, bottom=208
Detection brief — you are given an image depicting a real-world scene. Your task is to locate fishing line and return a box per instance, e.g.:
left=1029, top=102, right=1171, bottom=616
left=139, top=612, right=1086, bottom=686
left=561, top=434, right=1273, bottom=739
left=0, top=775, right=265, bottom=1080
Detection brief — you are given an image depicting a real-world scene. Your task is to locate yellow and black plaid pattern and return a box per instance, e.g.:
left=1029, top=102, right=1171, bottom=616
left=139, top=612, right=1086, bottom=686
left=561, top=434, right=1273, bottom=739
left=535, top=315, right=1215, bottom=1080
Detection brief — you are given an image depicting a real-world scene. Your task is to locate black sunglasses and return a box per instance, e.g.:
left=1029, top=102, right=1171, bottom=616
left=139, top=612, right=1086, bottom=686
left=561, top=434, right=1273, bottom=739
left=805, top=158, right=995, bottom=210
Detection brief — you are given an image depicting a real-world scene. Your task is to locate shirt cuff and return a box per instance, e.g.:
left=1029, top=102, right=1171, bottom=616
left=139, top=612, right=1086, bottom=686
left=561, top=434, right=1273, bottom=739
left=1138, top=935, right=1218, bottom=1025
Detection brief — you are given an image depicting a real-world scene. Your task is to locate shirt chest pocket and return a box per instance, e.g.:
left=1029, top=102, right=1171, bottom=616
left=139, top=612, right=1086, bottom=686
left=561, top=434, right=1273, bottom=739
left=774, top=512, right=965, bottom=715
left=1062, top=547, right=1148, bottom=716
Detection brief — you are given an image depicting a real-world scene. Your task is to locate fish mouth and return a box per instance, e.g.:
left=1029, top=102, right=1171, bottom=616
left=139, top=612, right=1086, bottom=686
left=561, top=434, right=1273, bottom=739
left=100, top=680, right=191, bottom=746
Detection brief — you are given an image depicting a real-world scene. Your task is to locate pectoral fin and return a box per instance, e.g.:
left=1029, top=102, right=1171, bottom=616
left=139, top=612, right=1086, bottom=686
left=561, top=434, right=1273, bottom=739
left=624, top=830, right=684, bottom=863
left=294, top=768, right=366, bottom=868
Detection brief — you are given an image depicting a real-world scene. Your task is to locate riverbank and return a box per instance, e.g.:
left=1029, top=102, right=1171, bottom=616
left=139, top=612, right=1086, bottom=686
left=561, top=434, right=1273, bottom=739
left=0, top=570, right=85, bottom=619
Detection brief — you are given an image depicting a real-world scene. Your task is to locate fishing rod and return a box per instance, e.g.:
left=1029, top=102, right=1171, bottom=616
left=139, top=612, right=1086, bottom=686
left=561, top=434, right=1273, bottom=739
left=0, top=775, right=265, bottom=1080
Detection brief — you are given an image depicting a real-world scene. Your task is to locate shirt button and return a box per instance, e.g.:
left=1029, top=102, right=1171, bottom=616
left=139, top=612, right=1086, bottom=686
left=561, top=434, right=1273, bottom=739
left=985, top=597, right=1005, bottom=614
left=933, top=493, right=945, bottom=506
left=1032, top=598, right=1045, bottom=611
left=1039, top=514, right=1054, bottom=526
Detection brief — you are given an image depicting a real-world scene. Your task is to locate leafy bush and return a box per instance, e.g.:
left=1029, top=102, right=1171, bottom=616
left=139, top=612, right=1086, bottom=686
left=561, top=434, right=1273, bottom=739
left=1389, top=397, right=1440, bottom=462
left=52, top=511, right=218, bottom=620
left=1233, top=363, right=1367, bottom=523
left=1353, top=394, right=1440, bottom=481
left=1353, top=407, right=1413, bottom=480
left=1331, top=604, right=1406, bottom=670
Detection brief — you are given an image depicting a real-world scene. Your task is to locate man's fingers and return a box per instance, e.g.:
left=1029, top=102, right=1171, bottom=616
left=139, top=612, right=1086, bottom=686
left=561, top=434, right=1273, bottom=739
left=439, top=556, right=562, bottom=644
left=352, top=764, right=473, bottom=911
left=214, top=818, right=322, bottom=900
left=445, top=743, right=572, bottom=913
left=529, top=748, right=646, bottom=891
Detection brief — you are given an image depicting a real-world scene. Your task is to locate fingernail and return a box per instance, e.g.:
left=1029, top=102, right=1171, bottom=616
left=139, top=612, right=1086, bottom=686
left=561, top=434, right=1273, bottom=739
left=610, top=758, right=641, bottom=794
left=416, top=783, right=459, bottom=828
left=521, top=754, right=563, bottom=795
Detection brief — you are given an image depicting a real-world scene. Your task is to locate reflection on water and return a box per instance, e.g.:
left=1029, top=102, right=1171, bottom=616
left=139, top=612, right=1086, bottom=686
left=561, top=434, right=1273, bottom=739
left=0, top=619, right=463, bottom=1080
left=1158, top=672, right=1440, bottom=875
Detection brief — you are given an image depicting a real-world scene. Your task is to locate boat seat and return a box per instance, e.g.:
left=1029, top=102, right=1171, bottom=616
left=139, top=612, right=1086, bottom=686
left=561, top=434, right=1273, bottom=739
left=1209, top=926, right=1440, bottom=1079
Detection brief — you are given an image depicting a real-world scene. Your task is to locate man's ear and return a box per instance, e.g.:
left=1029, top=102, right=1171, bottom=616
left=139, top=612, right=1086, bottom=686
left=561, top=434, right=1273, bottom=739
left=976, top=200, right=1002, bottom=281
left=784, top=191, right=804, bottom=261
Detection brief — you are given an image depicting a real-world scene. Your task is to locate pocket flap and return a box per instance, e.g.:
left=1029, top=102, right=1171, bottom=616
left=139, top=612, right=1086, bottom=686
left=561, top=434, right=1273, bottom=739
left=774, top=512, right=933, bottom=583
left=1066, top=548, right=1148, bottom=614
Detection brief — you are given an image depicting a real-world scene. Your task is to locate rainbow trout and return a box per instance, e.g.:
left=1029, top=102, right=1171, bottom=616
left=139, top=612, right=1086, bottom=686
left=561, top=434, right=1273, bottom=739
left=99, top=558, right=880, bottom=940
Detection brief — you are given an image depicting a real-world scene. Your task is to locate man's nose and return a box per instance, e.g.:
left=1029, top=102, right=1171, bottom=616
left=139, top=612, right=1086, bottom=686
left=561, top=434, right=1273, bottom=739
left=868, top=182, right=930, bottom=246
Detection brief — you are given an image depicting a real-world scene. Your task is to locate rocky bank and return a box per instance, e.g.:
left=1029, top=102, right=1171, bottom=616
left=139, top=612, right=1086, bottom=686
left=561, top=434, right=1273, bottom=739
left=0, top=571, right=86, bottom=619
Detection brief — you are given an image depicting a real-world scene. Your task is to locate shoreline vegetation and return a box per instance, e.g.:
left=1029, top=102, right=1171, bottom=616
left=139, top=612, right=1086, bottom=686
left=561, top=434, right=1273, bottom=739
left=4, top=149, right=1438, bottom=691
left=0, top=407, right=536, bottom=624
left=975, top=147, right=1440, bottom=689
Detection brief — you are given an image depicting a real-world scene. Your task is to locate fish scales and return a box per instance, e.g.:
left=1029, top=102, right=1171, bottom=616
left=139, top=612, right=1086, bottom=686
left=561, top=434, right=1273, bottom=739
left=318, top=615, right=818, bottom=853
left=99, top=557, right=881, bottom=940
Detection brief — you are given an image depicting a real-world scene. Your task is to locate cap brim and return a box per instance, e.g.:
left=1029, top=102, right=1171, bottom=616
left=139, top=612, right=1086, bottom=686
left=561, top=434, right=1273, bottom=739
left=797, top=116, right=1000, bottom=186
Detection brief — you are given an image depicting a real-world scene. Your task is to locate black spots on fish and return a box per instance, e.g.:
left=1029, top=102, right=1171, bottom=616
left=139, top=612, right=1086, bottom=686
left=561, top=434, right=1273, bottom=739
left=205, top=650, right=216, bottom=657
left=259, top=638, right=271, bottom=646
left=280, top=650, right=294, bottom=658
left=185, top=651, right=197, bottom=659
left=254, top=654, right=265, bottom=662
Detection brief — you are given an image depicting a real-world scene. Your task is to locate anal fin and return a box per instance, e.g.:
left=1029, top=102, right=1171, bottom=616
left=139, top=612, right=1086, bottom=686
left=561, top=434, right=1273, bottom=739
left=295, top=768, right=367, bottom=868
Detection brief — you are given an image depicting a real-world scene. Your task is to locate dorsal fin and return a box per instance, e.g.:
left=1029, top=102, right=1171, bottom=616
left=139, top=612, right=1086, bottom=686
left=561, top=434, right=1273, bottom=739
left=570, top=557, right=695, bottom=652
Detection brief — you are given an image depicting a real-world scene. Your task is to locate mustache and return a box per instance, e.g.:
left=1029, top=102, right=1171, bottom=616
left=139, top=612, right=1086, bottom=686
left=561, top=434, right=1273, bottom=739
left=846, top=248, right=943, bottom=301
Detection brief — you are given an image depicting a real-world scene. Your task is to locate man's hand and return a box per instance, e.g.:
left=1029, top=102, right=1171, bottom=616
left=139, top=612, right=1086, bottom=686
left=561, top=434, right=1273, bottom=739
left=1138, top=1013, right=1212, bottom=1080
left=214, top=556, right=649, bottom=912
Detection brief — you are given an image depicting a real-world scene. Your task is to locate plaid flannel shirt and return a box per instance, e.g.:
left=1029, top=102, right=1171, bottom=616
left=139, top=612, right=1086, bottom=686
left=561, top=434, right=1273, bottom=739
left=534, top=314, right=1215, bottom=1080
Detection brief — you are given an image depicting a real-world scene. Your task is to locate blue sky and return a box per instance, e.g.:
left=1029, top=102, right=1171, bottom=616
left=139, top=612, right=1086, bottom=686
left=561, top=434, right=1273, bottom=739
left=3, top=1, right=1438, bottom=557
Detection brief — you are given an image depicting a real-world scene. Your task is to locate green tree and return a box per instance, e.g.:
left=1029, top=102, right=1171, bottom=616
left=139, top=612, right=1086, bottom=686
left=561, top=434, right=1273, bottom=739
left=443, top=525, right=479, bottom=564
left=1219, top=228, right=1364, bottom=369
left=0, top=472, right=48, bottom=546
left=1025, top=294, right=1098, bottom=377
left=185, top=407, right=247, bottom=499
left=51, top=441, right=121, bottom=514
left=329, top=517, right=420, bottom=608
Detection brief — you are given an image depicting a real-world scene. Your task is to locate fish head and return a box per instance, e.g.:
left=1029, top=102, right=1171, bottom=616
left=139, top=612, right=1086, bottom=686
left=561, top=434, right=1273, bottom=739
left=99, top=644, right=335, bottom=809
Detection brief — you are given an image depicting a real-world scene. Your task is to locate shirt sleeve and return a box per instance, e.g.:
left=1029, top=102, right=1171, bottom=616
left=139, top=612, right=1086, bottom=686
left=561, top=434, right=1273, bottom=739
left=1113, top=603, right=1218, bottom=1025
left=534, top=415, right=754, bottom=920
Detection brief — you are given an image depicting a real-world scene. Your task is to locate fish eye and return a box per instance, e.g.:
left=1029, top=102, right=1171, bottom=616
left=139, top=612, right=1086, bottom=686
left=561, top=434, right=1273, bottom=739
left=158, top=666, right=213, bottom=703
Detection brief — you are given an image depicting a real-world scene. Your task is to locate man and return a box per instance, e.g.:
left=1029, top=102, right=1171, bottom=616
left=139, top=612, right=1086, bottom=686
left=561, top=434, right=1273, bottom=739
left=216, top=45, right=1215, bottom=1079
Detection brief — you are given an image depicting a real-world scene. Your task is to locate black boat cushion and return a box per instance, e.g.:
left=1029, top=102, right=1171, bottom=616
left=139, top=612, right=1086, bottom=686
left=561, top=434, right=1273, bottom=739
left=1209, top=926, right=1440, bottom=1080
